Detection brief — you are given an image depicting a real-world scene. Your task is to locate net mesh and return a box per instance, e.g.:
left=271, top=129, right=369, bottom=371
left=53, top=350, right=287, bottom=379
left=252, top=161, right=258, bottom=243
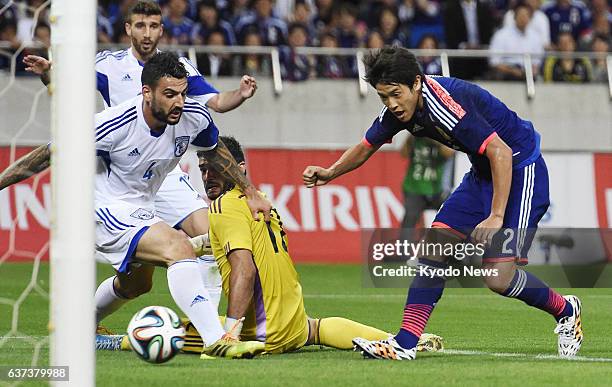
left=0, top=1, right=52, bottom=385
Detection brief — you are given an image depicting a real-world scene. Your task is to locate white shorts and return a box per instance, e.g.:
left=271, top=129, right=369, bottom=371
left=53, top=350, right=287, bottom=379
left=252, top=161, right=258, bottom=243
left=95, top=204, right=162, bottom=273
left=154, top=166, right=208, bottom=228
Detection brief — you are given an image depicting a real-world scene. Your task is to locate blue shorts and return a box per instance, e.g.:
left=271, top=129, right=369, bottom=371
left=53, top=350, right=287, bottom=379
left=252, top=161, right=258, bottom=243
left=432, top=156, right=550, bottom=264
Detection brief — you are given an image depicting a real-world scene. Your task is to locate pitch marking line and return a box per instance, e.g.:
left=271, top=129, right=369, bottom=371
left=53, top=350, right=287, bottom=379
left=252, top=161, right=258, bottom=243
left=442, top=349, right=612, bottom=363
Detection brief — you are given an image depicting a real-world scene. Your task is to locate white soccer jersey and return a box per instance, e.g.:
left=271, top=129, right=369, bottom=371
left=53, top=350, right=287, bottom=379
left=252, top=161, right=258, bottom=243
left=94, top=95, right=218, bottom=208
left=95, top=48, right=219, bottom=108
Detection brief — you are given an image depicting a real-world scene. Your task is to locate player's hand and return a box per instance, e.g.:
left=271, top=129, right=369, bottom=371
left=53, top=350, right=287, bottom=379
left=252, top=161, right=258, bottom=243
left=239, top=75, right=257, bottom=99
left=23, top=55, right=51, bottom=76
left=471, top=214, right=503, bottom=246
left=245, top=188, right=272, bottom=222
left=302, top=166, right=333, bottom=188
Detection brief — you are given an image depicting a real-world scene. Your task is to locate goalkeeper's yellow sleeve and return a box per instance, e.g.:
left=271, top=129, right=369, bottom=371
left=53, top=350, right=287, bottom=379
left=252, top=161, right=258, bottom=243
left=316, top=317, right=389, bottom=350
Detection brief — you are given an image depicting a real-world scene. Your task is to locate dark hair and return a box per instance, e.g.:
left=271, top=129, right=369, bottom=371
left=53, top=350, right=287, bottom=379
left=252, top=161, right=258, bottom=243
left=197, top=136, right=245, bottom=164
left=220, top=136, right=245, bottom=164
left=363, top=47, right=423, bottom=88
left=513, top=1, right=532, bottom=13
left=127, top=0, right=162, bottom=23
left=288, top=22, right=308, bottom=36
left=141, top=52, right=188, bottom=87
left=417, top=34, right=439, bottom=49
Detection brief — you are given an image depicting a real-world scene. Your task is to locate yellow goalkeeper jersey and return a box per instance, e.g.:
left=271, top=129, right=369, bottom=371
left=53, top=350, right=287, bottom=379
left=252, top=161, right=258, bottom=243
left=208, top=187, right=309, bottom=353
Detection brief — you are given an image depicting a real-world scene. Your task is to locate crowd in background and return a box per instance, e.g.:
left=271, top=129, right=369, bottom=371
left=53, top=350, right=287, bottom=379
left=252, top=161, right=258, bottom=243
left=0, top=0, right=610, bottom=82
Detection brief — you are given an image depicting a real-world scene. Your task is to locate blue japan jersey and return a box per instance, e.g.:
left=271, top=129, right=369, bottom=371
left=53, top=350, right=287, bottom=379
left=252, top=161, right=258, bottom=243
left=364, top=76, right=541, bottom=179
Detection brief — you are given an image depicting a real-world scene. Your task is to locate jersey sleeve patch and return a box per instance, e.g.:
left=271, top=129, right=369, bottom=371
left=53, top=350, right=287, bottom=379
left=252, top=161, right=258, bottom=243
left=425, top=76, right=466, bottom=120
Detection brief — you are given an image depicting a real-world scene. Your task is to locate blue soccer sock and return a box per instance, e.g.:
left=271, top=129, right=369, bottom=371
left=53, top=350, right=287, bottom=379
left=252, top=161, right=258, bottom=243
left=395, top=258, right=446, bottom=349
left=501, top=269, right=573, bottom=321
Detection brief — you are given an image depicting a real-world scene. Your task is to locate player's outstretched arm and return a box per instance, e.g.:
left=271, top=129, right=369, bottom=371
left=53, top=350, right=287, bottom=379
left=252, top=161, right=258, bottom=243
left=471, top=135, right=512, bottom=245
left=206, top=75, right=257, bottom=113
left=22, top=55, right=51, bottom=86
left=302, top=141, right=380, bottom=188
left=199, top=139, right=272, bottom=221
left=0, top=144, right=51, bottom=190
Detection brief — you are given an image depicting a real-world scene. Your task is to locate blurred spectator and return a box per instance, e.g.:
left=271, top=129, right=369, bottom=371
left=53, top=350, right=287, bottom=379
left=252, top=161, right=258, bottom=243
left=376, top=6, right=410, bottom=47
left=220, top=0, right=252, bottom=26
left=542, top=0, right=592, bottom=46
left=275, top=0, right=316, bottom=21
left=0, top=20, right=19, bottom=49
left=191, top=0, right=236, bottom=46
left=366, top=30, right=385, bottom=49
left=316, top=31, right=350, bottom=78
left=235, top=0, right=288, bottom=46
left=16, top=0, right=48, bottom=46
left=333, top=3, right=364, bottom=48
left=0, top=1, right=19, bottom=28
left=503, top=0, right=551, bottom=49
left=198, top=30, right=233, bottom=77
left=98, top=7, right=114, bottom=43
left=233, top=27, right=271, bottom=76
left=416, top=34, right=442, bottom=75
left=542, top=32, right=592, bottom=82
left=398, top=0, right=445, bottom=47
left=443, top=0, right=495, bottom=79
left=163, top=0, right=194, bottom=45
left=489, top=2, right=544, bottom=81
left=590, top=33, right=609, bottom=83
left=33, top=22, right=50, bottom=49
left=0, top=21, right=26, bottom=73
left=289, top=0, right=317, bottom=43
left=312, top=0, right=336, bottom=34
left=280, top=23, right=313, bottom=81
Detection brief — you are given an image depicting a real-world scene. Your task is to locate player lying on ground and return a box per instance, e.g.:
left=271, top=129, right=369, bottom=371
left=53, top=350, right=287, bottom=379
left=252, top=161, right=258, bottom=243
left=97, top=135, right=444, bottom=354
left=187, top=136, right=443, bottom=355
left=5, top=0, right=253, bottom=332
left=3, top=53, right=268, bottom=358
left=302, top=47, right=582, bottom=360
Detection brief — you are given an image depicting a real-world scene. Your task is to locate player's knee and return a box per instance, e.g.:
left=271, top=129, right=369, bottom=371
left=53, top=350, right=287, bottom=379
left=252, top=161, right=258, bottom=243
left=114, top=276, right=153, bottom=299
left=160, top=234, right=195, bottom=266
left=120, top=281, right=153, bottom=299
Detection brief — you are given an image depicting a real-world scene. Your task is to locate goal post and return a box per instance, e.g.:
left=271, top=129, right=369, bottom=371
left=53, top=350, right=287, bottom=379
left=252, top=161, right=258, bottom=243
left=49, top=0, right=97, bottom=385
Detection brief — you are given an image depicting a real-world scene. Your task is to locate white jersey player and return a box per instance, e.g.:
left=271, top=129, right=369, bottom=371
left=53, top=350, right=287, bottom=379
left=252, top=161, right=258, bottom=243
left=92, top=52, right=266, bottom=358
left=19, top=1, right=256, bottom=323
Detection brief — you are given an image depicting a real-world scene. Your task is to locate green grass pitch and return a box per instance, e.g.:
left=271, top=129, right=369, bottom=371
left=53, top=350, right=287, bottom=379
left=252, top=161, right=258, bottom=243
left=1, top=262, right=611, bottom=387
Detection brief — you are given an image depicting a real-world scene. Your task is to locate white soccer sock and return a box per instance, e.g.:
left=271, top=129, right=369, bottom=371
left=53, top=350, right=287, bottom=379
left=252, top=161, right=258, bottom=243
left=94, top=276, right=129, bottom=325
left=167, top=259, right=226, bottom=346
left=197, top=255, right=222, bottom=312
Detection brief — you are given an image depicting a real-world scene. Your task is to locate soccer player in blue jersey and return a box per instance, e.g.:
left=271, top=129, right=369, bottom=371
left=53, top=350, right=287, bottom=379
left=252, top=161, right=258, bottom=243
left=302, top=47, right=583, bottom=360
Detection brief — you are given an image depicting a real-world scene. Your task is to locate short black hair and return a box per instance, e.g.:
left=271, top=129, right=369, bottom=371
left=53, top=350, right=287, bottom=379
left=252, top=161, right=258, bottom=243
left=363, top=47, right=424, bottom=88
left=127, top=0, right=162, bottom=23
left=141, top=52, right=188, bottom=88
left=220, top=136, right=245, bottom=164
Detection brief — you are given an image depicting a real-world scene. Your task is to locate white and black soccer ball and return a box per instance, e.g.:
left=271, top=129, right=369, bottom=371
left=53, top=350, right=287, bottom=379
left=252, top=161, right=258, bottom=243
left=127, top=306, right=185, bottom=364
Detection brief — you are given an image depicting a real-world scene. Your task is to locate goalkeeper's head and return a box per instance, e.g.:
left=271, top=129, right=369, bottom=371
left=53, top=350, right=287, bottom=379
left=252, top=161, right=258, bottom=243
left=197, top=136, right=246, bottom=200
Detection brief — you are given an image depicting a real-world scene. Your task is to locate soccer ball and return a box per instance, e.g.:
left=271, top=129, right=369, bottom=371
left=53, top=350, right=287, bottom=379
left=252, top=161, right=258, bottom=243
left=127, top=306, right=185, bottom=364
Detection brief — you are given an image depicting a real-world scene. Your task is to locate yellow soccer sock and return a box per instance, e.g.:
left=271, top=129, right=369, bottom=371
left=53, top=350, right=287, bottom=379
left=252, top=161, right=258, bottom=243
left=317, top=317, right=389, bottom=350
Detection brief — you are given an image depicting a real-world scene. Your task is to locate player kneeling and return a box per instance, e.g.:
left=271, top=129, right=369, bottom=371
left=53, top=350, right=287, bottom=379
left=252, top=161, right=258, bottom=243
left=184, top=136, right=444, bottom=355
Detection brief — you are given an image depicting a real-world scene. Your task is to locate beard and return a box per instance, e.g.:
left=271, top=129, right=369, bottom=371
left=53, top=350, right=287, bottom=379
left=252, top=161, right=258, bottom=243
left=151, top=99, right=182, bottom=125
left=132, top=36, right=157, bottom=60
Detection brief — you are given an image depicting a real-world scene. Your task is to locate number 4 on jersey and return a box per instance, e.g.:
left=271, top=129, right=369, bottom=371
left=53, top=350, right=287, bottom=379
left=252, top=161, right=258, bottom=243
left=143, top=161, right=156, bottom=180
